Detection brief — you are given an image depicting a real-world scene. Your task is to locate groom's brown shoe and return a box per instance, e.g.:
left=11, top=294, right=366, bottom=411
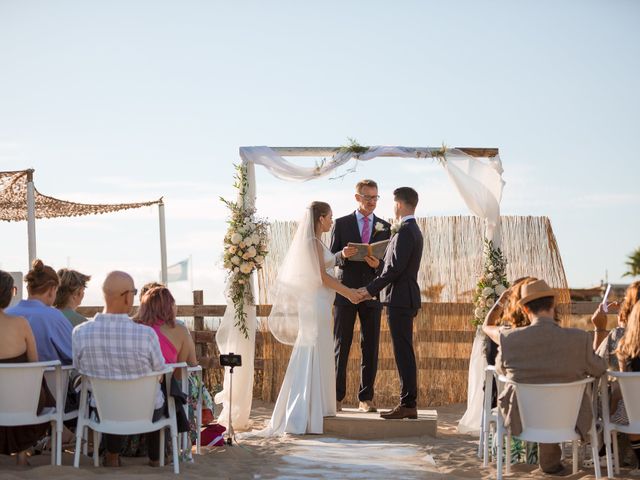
left=379, top=405, right=418, bottom=420
left=358, top=401, right=377, bottom=413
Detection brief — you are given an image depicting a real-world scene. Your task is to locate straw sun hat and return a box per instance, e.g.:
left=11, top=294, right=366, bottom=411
left=518, top=279, right=557, bottom=306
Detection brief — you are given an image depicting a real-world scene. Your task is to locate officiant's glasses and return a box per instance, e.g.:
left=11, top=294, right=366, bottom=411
left=357, top=194, right=380, bottom=202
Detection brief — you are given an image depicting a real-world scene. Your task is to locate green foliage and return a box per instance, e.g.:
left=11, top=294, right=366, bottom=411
left=623, top=247, right=640, bottom=278
left=339, top=137, right=368, bottom=155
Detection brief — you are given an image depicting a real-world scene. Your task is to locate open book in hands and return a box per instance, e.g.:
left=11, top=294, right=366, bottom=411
left=347, top=240, right=390, bottom=262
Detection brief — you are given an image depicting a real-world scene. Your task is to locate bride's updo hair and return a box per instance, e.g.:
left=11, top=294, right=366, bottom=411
left=310, top=201, right=331, bottom=225
left=25, top=259, right=59, bottom=295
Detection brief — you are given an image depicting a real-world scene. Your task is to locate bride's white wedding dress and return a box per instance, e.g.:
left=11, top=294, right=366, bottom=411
left=244, top=206, right=338, bottom=438
left=266, top=241, right=337, bottom=435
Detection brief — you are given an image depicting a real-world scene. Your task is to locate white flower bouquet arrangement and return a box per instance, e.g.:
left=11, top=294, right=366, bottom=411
left=220, top=164, right=269, bottom=338
left=472, top=239, right=509, bottom=327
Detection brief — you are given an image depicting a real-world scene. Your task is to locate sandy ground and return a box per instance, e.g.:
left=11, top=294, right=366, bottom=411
left=0, top=401, right=634, bottom=479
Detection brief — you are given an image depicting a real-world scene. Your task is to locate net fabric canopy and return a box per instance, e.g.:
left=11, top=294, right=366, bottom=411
left=0, top=170, right=161, bottom=221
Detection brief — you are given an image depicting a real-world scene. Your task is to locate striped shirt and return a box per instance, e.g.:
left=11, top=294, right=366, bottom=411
left=72, top=313, right=166, bottom=408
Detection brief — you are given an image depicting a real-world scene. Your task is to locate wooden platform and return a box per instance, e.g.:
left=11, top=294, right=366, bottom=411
left=323, top=408, right=437, bottom=440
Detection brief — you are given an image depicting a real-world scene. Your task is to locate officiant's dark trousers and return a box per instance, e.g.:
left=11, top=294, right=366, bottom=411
left=334, top=303, right=381, bottom=402
left=387, top=306, right=418, bottom=408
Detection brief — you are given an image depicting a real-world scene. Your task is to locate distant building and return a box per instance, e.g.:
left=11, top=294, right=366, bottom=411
left=569, top=283, right=630, bottom=303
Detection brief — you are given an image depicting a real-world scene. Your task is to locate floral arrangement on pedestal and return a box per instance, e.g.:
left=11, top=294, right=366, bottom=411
left=472, top=239, right=509, bottom=327
left=220, top=163, right=269, bottom=338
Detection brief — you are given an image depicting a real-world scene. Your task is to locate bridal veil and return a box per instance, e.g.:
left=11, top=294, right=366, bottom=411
left=268, top=206, right=323, bottom=345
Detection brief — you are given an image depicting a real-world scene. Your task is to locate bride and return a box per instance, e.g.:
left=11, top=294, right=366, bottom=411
left=262, top=201, right=362, bottom=435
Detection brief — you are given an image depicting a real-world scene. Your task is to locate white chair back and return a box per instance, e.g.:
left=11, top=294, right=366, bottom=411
left=505, top=377, right=591, bottom=443
left=609, top=371, right=640, bottom=430
left=90, top=373, right=161, bottom=426
left=0, top=361, right=59, bottom=425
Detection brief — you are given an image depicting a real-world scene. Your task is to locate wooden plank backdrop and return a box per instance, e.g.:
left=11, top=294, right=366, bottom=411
left=78, top=300, right=601, bottom=408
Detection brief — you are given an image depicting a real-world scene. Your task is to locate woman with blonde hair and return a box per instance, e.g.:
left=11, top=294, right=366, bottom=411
left=54, top=269, right=91, bottom=327
left=593, top=281, right=640, bottom=369
left=612, top=301, right=640, bottom=473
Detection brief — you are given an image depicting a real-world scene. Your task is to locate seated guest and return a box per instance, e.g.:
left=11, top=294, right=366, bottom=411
left=485, top=279, right=607, bottom=476
left=6, top=260, right=72, bottom=364
left=0, top=270, right=54, bottom=466
left=137, top=286, right=197, bottom=368
left=613, top=300, right=640, bottom=473
left=73, top=271, right=167, bottom=468
left=54, top=269, right=91, bottom=327
left=593, top=281, right=640, bottom=370
left=484, top=276, right=538, bottom=368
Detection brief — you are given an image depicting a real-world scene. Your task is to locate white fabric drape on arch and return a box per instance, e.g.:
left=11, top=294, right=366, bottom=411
left=216, top=146, right=504, bottom=432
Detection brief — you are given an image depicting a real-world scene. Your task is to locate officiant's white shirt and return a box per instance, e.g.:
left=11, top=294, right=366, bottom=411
left=355, top=210, right=375, bottom=238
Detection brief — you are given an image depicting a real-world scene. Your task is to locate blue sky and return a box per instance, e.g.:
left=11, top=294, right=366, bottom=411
left=1, top=0, right=639, bottom=305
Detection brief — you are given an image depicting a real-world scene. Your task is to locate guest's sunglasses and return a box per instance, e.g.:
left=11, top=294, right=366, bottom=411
left=120, top=288, right=138, bottom=297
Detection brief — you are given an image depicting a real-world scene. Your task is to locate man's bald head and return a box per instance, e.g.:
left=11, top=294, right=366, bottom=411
left=102, top=271, right=136, bottom=314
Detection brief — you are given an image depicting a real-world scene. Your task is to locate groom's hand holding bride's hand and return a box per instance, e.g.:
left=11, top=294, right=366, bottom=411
left=357, top=287, right=373, bottom=302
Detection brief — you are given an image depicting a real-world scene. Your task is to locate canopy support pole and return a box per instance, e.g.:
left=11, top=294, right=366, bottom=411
left=26, top=169, right=36, bottom=267
left=158, top=199, right=168, bottom=284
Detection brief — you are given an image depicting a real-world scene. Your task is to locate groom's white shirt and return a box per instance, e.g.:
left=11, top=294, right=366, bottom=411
left=401, top=214, right=415, bottom=222
left=355, top=210, right=375, bottom=237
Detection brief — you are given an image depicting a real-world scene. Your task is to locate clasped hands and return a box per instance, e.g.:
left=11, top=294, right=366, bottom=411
left=346, top=287, right=374, bottom=305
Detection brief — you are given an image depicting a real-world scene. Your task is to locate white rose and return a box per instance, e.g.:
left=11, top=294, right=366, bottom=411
left=246, top=246, right=257, bottom=258
left=492, top=279, right=498, bottom=286
left=486, top=272, right=494, bottom=280
left=239, top=241, right=246, bottom=249
left=481, top=287, right=494, bottom=297
left=244, top=236, right=254, bottom=246
left=237, top=227, right=245, bottom=234
left=239, top=262, right=253, bottom=274
left=251, top=234, right=260, bottom=245
left=374, top=222, right=385, bottom=232
left=228, top=245, right=237, bottom=254
left=488, top=265, right=495, bottom=272
left=231, top=255, right=241, bottom=266
left=486, top=298, right=495, bottom=308
left=474, top=307, right=484, bottom=318
left=495, top=284, right=507, bottom=295
left=233, top=267, right=239, bottom=273
left=255, top=255, right=264, bottom=265
left=230, top=233, right=243, bottom=245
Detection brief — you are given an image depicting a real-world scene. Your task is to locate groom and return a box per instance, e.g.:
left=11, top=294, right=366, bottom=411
left=358, top=187, right=423, bottom=420
left=331, top=179, right=391, bottom=413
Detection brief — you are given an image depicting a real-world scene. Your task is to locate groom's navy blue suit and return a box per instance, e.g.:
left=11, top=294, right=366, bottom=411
left=366, top=217, right=423, bottom=408
left=331, top=212, right=391, bottom=403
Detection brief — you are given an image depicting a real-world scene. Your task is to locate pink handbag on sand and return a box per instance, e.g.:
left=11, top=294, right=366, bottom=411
left=200, top=424, right=226, bottom=447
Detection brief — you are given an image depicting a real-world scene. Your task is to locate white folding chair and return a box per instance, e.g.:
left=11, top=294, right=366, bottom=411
left=495, top=376, right=601, bottom=480
left=601, top=370, right=640, bottom=478
left=167, top=362, right=203, bottom=458
left=44, top=364, right=79, bottom=423
left=479, top=366, right=512, bottom=473
left=0, top=360, right=62, bottom=465
left=73, top=367, right=180, bottom=474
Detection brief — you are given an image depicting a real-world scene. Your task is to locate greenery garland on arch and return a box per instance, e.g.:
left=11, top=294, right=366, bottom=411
left=220, top=163, right=269, bottom=339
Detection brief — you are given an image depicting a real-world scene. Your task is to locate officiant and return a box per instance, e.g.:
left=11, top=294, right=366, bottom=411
left=330, top=179, right=391, bottom=413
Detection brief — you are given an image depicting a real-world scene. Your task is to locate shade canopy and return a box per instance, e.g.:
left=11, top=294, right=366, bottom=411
left=0, top=169, right=161, bottom=221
